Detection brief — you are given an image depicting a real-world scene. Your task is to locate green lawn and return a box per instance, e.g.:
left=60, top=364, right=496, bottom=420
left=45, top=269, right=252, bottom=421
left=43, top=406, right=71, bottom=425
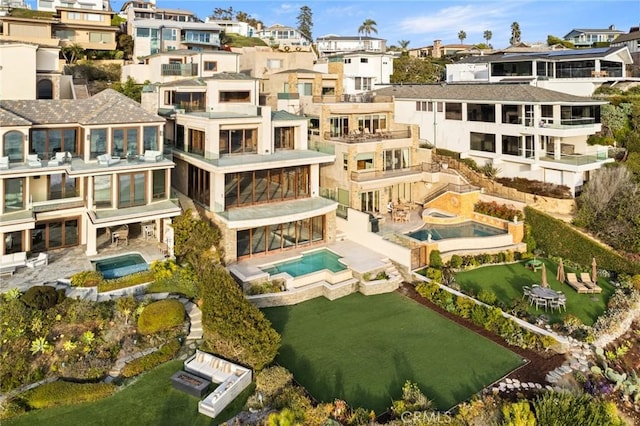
left=5, top=360, right=253, bottom=426
left=262, top=292, right=523, bottom=413
left=454, top=260, right=614, bottom=326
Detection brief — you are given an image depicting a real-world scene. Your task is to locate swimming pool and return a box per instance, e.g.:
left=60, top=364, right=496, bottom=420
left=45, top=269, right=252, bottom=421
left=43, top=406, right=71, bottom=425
left=407, top=221, right=507, bottom=241
left=261, top=249, right=347, bottom=277
left=93, top=253, right=149, bottom=279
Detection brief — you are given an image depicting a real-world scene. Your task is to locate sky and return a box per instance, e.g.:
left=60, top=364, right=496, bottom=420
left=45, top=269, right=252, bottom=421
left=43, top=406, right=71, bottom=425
left=31, top=0, right=640, bottom=48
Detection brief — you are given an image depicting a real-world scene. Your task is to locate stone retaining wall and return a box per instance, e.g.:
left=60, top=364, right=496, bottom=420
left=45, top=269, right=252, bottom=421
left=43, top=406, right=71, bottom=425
left=247, top=279, right=358, bottom=308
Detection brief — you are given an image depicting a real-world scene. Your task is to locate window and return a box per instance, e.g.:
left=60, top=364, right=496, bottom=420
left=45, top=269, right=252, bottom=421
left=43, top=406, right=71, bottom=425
left=3, top=131, right=24, bottom=163
left=164, top=90, right=175, bottom=105
left=30, top=128, right=77, bottom=158
left=491, top=61, right=533, bottom=77
left=343, top=153, right=348, bottom=170
left=112, top=128, right=139, bottom=157
left=437, top=102, right=444, bottom=112
left=415, top=101, right=427, bottom=111
left=4, top=178, right=24, bottom=213
left=297, top=82, right=312, bottom=95
left=152, top=169, right=166, bottom=200
left=31, top=219, right=79, bottom=252
left=49, top=174, right=77, bottom=200
left=502, top=104, right=521, bottom=124
left=144, top=127, right=158, bottom=151
left=118, top=172, right=146, bottom=208
left=275, top=127, right=295, bottom=150
left=4, top=230, right=23, bottom=254
left=467, top=103, right=495, bottom=122
left=203, top=61, right=217, bottom=71
left=37, top=79, right=53, bottom=99
left=445, top=103, right=462, bottom=120
left=358, top=114, right=387, bottom=132
left=219, top=91, right=251, bottom=102
left=162, top=28, right=176, bottom=41
left=55, top=30, right=75, bottom=40
left=188, top=129, right=205, bottom=155
left=225, top=166, right=310, bottom=208
left=360, top=58, right=368, bottom=63
left=355, top=77, right=372, bottom=91
left=266, top=59, right=282, bottom=69
left=356, top=153, right=374, bottom=170
left=360, top=190, right=379, bottom=212
left=89, top=32, right=111, bottom=43
left=330, top=116, right=349, bottom=137
left=188, top=164, right=210, bottom=206
left=219, top=129, right=257, bottom=154
left=502, top=135, right=520, bottom=156
left=94, top=175, right=112, bottom=208
left=344, top=58, right=352, bottom=64
left=470, top=132, right=496, bottom=153
left=90, top=128, right=107, bottom=159
left=136, top=28, right=150, bottom=38
left=322, top=87, right=335, bottom=95
left=174, top=92, right=205, bottom=112
left=384, top=148, right=409, bottom=171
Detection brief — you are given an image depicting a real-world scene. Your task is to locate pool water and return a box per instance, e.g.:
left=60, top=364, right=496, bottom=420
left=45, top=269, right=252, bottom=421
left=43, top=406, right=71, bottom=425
left=261, top=249, right=347, bottom=277
left=93, top=253, right=149, bottom=279
left=407, top=221, right=507, bottom=241
left=426, top=211, right=454, bottom=218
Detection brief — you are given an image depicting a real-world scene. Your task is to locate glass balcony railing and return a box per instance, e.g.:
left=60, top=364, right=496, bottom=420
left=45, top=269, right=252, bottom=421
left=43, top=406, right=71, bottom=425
left=161, top=63, right=198, bottom=77
left=540, top=151, right=609, bottom=166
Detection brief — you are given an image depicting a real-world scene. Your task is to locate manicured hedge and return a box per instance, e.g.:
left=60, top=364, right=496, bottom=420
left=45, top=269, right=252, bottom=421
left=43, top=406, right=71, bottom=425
left=524, top=206, right=640, bottom=274
left=23, top=381, right=116, bottom=409
left=98, top=270, right=155, bottom=292
left=121, top=339, right=181, bottom=378
left=137, top=299, right=185, bottom=335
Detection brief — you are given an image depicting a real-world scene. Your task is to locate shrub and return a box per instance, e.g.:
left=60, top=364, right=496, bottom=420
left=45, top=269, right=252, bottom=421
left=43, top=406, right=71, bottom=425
left=255, top=366, right=293, bottom=402
left=497, top=177, right=572, bottom=198
left=477, top=289, right=497, bottom=305
left=474, top=201, right=521, bottom=221
left=429, top=250, right=443, bottom=268
left=501, top=401, right=535, bottom=426
left=425, top=267, right=442, bottom=283
left=70, top=270, right=103, bottom=287
left=137, top=299, right=185, bottom=335
left=23, top=381, right=116, bottom=409
left=449, top=255, right=463, bottom=269
left=21, top=286, right=64, bottom=310
left=98, top=270, right=155, bottom=292
left=146, top=263, right=198, bottom=298
left=532, top=391, right=626, bottom=425
left=121, top=339, right=181, bottom=378
left=247, top=280, right=284, bottom=295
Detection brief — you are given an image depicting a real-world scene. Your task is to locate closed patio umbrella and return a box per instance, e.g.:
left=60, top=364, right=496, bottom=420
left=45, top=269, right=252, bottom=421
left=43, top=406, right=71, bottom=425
left=541, top=263, right=548, bottom=288
left=592, top=257, right=598, bottom=284
left=556, top=259, right=565, bottom=283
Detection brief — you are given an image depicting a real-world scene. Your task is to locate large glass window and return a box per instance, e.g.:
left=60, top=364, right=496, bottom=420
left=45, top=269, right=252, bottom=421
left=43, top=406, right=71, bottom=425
left=329, top=116, right=349, bottom=137
left=467, top=104, right=495, bottom=122
left=491, top=61, right=533, bottom=77
left=3, top=131, right=24, bottom=163
left=225, top=166, right=310, bottom=208
left=356, top=153, right=374, bottom=170
left=384, top=148, right=410, bottom=171
left=357, top=114, right=387, bottom=132
left=189, top=129, right=205, bottom=155
left=152, top=169, right=166, bottom=200
left=445, top=103, right=463, bottom=120
left=188, top=164, right=210, bottom=206
left=143, top=126, right=158, bottom=151
left=556, top=60, right=595, bottom=78
left=112, top=128, right=139, bottom=158
left=274, top=127, right=295, bottom=150
left=219, top=91, right=251, bottom=102
left=470, top=132, right=496, bottom=153
left=560, top=105, right=600, bottom=126
left=4, top=230, right=23, bottom=254
left=94, top=175, right=112, bottom=208
left=502, top=135, right=520, bottom=156
left=90, top=128, right=108, bottom=159
left=30, top=128, right=77, bottom=158
left=49, top=174, right=77, bottom=200
left=31, top=219, right=78, bottom=253
left=4, top=178, right=24, bottom=212
left=219, top=129, right=257, bottom=155
left=118, top=173, right=146, bottom=208
left=502, top=105, right=521, bottom=124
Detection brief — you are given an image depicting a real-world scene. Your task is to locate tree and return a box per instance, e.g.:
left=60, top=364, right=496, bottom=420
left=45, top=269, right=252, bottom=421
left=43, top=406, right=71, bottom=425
left=210, top=6, right=234, bottom=20
left=296, top=5, right=313, bottom=41
left=358, top=18, right=378, bottom=36
left=234, top=10, right=263, bottom=30
left=483, top=30, right=492, bottom=46
left=510, top=22, right=522, bottom=45
left=390, top=55, right=444, bottom=83
left=398, top=40, right=410, bottom=51
left=547, top=34, right=574, bottom=48
left=112, top=76, right=144, bottom=102
left=458, top=30, right=467, bottom=44
left=61, top=44, right=84, bottom=64
left=117, top=34, right=134, bottom=59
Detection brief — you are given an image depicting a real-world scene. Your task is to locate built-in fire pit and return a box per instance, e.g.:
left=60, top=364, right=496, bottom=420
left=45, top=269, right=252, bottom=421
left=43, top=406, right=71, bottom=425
left=171, top=371, right=211, bottom=397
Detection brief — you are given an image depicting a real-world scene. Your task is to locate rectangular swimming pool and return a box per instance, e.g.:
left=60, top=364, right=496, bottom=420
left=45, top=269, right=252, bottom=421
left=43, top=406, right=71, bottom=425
left=261, top=249, right=347, bottom=277
left=93, top=253, right=149, bottom=279
left=407, top=221, right=507, bottom=241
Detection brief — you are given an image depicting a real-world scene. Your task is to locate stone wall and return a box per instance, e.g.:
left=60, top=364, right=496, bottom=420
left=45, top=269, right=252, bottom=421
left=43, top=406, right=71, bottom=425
left=247, top=278, right=358, bottom=308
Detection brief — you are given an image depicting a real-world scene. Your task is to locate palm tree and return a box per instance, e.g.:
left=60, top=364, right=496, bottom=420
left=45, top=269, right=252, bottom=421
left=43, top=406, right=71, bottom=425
left=358, top=19, right=378, bottom=36
left=458, top=30, right=467, bottom=44
left=483, top=30, right=492, bottom=46
left=510, top=22, right=522, bottom=45
left=398, top=40, right=410, bottom=51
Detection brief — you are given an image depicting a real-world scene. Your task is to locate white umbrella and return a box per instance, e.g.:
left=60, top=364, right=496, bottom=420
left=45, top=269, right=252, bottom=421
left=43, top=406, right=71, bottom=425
left=541, top=263, right=548, bottom=288
left=556, top=259, right=565, bottom=283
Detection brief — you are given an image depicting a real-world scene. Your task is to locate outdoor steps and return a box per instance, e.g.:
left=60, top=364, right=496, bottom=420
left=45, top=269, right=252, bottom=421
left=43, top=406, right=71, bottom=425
left=73, top=84, right=90, bottom=99
left=182, top=300, right=203, bottom=340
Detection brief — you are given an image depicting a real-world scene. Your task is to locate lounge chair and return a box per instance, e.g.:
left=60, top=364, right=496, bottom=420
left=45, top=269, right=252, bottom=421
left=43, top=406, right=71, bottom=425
left=579, top=272, right=602, bottom=294
left=142, top=150, right=163, bottom=162
left=97, top=153, right=120, bottom=166
left=26, top=252, right=48, bottom=269
left=0, top=156, right=9, bottom=170
left=565, top=273, right=589, bottom=293
left=27, top=154, right=42, bottom=168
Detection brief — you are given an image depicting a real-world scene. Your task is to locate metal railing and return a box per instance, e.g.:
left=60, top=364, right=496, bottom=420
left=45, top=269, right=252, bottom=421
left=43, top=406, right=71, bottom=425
left=419, top=183, right=480, bottom=205
left=323, top=128, right=411, bottom=143
left=350, top=163, right=427, bottom=182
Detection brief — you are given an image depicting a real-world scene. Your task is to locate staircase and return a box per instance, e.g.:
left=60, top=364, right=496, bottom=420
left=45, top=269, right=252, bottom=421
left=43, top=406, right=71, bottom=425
left=72, top=79, right=90, bottom=99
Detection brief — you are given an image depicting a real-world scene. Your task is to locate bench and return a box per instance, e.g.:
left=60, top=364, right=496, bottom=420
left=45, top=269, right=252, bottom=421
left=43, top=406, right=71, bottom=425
left=142, top=150, right=163, bottom=162
left=0, top=252, right=27, bottom=276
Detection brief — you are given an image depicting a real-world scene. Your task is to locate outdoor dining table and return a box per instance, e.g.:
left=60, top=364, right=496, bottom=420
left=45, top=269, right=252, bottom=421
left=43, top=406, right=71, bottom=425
left=531, top=286, right=560, bottom=300
left=526, top=259, right=543, bottom=271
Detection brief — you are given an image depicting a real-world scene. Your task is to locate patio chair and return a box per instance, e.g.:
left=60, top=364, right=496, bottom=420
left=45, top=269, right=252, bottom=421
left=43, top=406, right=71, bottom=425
left=0, top=156, right=9, bottom=170
left=27, top=154, right=42, bottom=168
left=566, top=273, right=589, bottom=293
left=26, top=252, right=48, bottom=269
left=579, top=272, right=602, bottom=293
left=142, top=150, right=163, bottom=162
left=532, top=296, right=548, bottom=311
left=115, top=226, right=129, bottom=246
left=97, top=153, right=120, bottom=166
left=549, top=299, right=563, bottom=312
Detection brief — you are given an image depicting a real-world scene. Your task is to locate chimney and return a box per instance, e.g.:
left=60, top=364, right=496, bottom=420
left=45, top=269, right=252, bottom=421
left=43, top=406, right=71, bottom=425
left=433, top=39, right=442, bottom=59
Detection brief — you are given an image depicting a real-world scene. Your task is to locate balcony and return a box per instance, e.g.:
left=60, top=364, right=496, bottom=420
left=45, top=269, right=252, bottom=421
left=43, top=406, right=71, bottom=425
left=29, top=196, right=84, bottom=213
left=323, top=127, right=411, bottom=143
left=350, top=164, right=427, bottom=182
left=161, top=63, right=198, bottom=77
left=539, top=151, right=610, bottom=167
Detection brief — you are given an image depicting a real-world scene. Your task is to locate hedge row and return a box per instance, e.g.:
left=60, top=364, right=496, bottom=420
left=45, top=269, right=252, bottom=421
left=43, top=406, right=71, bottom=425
left=98, top=270, right=156, bottom=292
left=524, top=206, right=639, bottom=275
left=415, top=281, right=556, bottom=350
left=23, top=381, right=116, bottom=409
left=121, top=339, right=181, bottom=378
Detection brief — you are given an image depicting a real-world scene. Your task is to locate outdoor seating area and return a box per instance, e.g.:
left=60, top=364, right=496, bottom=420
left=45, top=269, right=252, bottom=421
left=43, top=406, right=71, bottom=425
left=184, top=350, right=253, bottom=419
left=525, top=259, right=543, bottom=272
left=565, top=272, right=600, bottom=294
left=523, top=285, right=566, bottom=312
left=97, top=153, right=121, bottom=166
left=0, top=251, right=27, bottom=276
left=388, top=202, right=415, bottom=223
left=107, top=225, right=129, bottom=246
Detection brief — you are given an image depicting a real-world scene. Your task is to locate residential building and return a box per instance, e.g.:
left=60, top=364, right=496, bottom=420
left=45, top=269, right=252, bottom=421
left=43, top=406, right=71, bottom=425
left=142, top=73, right=337, bottom=264
left=563, top=25, right=624, bottom=47
left=446, top=46, right=634, bottom=96
left=374, top=83, right=612, bottom=195
left=0, top=7, right=117, bottom=51
left=119, top=0, right=199, bottom=34
left=316, top=35, right=386, bottom=57
left=611, top=26, right=640, bottom=77
left=37, top=0, right=110, bottom=12
left=314, top=51, right=394, bottom=95
left=0, top=89, right=180, bottom=257
left=256, top=24, right=311, bottom=48
left=235, top=46, right=315, bottom=79
left=261, top=68, right=341, bottom=113
left=408, top=40, right=474, bottom=59
left=0, top=42, right=75, bottom=100
left=130, top=19, right=222, bottom=59
left=122, top=49, right=240, bottom=84
left=205, top=18, right=256, bottom=38
left=0, top=0, right=29, bottom=16
left=304, top=100, right=431, bottom=215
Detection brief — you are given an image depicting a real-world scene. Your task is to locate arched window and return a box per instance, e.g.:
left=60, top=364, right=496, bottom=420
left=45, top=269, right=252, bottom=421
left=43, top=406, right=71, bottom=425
left=3, top=131, right=24, bottom=163
left=37, top=79, right=53, bottom=99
